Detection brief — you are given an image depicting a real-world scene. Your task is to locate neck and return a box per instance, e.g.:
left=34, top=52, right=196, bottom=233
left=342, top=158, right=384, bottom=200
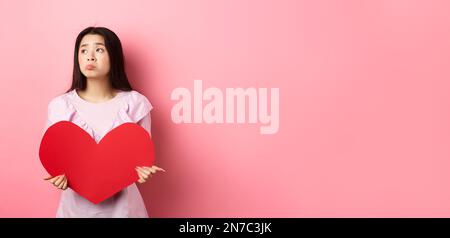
left=78, top=76, right=117, bottom=102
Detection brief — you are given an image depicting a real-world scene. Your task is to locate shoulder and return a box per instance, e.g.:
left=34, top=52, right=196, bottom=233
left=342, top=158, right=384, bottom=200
left=46, top=91, right=76, bottom=123
left=127, top=90, right=152, bottom=107
left=121, top=90, right=153, bottom=122
left=47, top=91, right=73, bottom=112
left=123, top=90, right=153, bottom=111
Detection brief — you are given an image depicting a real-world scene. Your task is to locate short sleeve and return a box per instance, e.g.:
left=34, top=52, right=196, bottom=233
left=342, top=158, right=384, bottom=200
left=126, top=91, right=153, bottom=123
left=43, top=95, right=74, bottom=133
left=137, top=113, right=152, bottom=138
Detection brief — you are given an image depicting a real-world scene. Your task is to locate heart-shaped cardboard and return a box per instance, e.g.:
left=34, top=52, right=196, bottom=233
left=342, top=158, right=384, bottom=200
left=39, top=121, right=155, bottom=204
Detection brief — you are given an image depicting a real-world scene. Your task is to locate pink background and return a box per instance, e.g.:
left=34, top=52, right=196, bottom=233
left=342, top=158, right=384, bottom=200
left=1, top=0, right=450, bottom=217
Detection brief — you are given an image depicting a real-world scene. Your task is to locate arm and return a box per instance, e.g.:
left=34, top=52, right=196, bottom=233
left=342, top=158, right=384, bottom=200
left=42, top=98, right=68, bottom=190
left=137, top=113, right=152, bottom=138
left=135, top=113, right=165, bottom=183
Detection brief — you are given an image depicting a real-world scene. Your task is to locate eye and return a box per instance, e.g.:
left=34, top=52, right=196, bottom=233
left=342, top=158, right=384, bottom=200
left=80, top=49, right=87, bottom=54
left=96, top=48, right=105, bottom=53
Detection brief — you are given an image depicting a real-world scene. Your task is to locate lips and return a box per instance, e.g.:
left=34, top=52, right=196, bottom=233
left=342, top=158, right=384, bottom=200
left=86, top=65, right=96, bottom=70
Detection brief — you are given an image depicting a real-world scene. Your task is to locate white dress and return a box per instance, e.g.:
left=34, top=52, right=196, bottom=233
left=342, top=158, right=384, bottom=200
left=44, top=89, right=153, bottom=218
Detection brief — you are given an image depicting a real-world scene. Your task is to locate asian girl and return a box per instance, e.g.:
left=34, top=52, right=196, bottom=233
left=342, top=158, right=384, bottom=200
left=43, top=26, right=164, bottom=218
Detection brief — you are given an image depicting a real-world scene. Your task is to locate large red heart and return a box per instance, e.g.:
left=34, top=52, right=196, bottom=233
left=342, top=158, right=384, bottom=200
left=39, top=121, right=155, bottom=204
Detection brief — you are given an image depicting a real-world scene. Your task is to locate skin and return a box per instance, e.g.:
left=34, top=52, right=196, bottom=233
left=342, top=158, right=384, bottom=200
left=44, top=34, right=165, bottom=190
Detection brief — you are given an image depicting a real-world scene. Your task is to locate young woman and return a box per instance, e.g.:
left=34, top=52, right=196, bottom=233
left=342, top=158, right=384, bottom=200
left=43, top=26, right=164, bottom=218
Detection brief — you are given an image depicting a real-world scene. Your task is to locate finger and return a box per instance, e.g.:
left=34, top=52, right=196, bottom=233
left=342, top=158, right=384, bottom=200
left=43, top=175, right=54, bottom=180
left=136, top=169, right=148, bottom=180
left=48, top=175, right=60, bottom=184
left=141, top=172, right=149, bottom=179
left=136, top=170, right=146, bottom=183
left=142, top=166, right=156, bottom=174
left=54, top=175, right=64, bottom=186
left=58, top=178, right=65, bottom=189
left=136, top=167, right=151, bottom=176
left=57, top=177, right=65, bottom=189
left=136, top=169, right=143, bottom=179
left=153, top=166, right=166, bottom=172
left=137, top=166, right=151, bottom=175
left=62, top=179, right=68, bottom=190
left=53, top=175, right=64, bottom=186
left=149, top=167, right=156, bottom=174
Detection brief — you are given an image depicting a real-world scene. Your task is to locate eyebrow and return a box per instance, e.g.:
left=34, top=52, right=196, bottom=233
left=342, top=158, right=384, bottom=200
left=80, top=42, right=105, bottom=47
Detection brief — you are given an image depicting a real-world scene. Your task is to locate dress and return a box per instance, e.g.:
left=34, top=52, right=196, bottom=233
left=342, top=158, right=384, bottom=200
left=43, top=89, right=153, bottom=218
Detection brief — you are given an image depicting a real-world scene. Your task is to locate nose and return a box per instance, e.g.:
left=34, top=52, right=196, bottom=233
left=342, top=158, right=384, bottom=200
left=87, top=56, right=96, bottom=62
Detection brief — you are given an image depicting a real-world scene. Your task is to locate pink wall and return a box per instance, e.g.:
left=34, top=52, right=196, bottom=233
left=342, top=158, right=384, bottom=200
left=1, top=0, right=450, bottom=217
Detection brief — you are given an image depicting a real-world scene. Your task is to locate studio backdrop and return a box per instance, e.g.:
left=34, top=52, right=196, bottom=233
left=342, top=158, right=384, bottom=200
left=1, top=0, right=450, bottom=217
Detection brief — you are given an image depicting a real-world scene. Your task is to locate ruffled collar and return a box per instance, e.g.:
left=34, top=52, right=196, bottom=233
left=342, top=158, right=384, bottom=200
left=63, top=90, right=136, bottom=143
left=72, top=89, right=125, bottom=105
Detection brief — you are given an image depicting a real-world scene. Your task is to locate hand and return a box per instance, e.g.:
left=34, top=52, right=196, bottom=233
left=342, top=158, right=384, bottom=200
left=135, top=165, right=165, bottom=184
left=44, top=174, right=68, bottom=190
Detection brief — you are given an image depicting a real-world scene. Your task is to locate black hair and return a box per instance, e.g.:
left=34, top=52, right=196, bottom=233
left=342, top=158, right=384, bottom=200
left=67, top=26, right=133, bottom=92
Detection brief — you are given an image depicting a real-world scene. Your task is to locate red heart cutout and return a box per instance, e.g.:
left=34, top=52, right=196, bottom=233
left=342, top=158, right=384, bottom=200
left=39, top=121, right=155, bottom=204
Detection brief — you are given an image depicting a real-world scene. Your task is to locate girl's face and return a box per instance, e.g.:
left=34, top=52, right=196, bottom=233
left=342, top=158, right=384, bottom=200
left=78, top=34, right=110, bottom=79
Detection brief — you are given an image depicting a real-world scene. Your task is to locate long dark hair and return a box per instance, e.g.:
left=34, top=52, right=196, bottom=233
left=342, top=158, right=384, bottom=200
left=67, top=27, right=133, bottom=92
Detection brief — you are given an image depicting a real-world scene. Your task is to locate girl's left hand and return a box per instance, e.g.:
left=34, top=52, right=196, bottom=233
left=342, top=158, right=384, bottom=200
left=135, top=165, right=166, bottom=184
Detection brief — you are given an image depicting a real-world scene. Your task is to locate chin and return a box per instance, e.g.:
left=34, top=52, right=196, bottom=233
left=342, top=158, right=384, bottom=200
left=83, top=72, right=100, bottom=78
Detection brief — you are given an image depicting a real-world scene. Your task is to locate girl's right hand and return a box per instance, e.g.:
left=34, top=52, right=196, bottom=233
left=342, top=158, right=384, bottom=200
left=44, top=174, right=68, bottom=190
